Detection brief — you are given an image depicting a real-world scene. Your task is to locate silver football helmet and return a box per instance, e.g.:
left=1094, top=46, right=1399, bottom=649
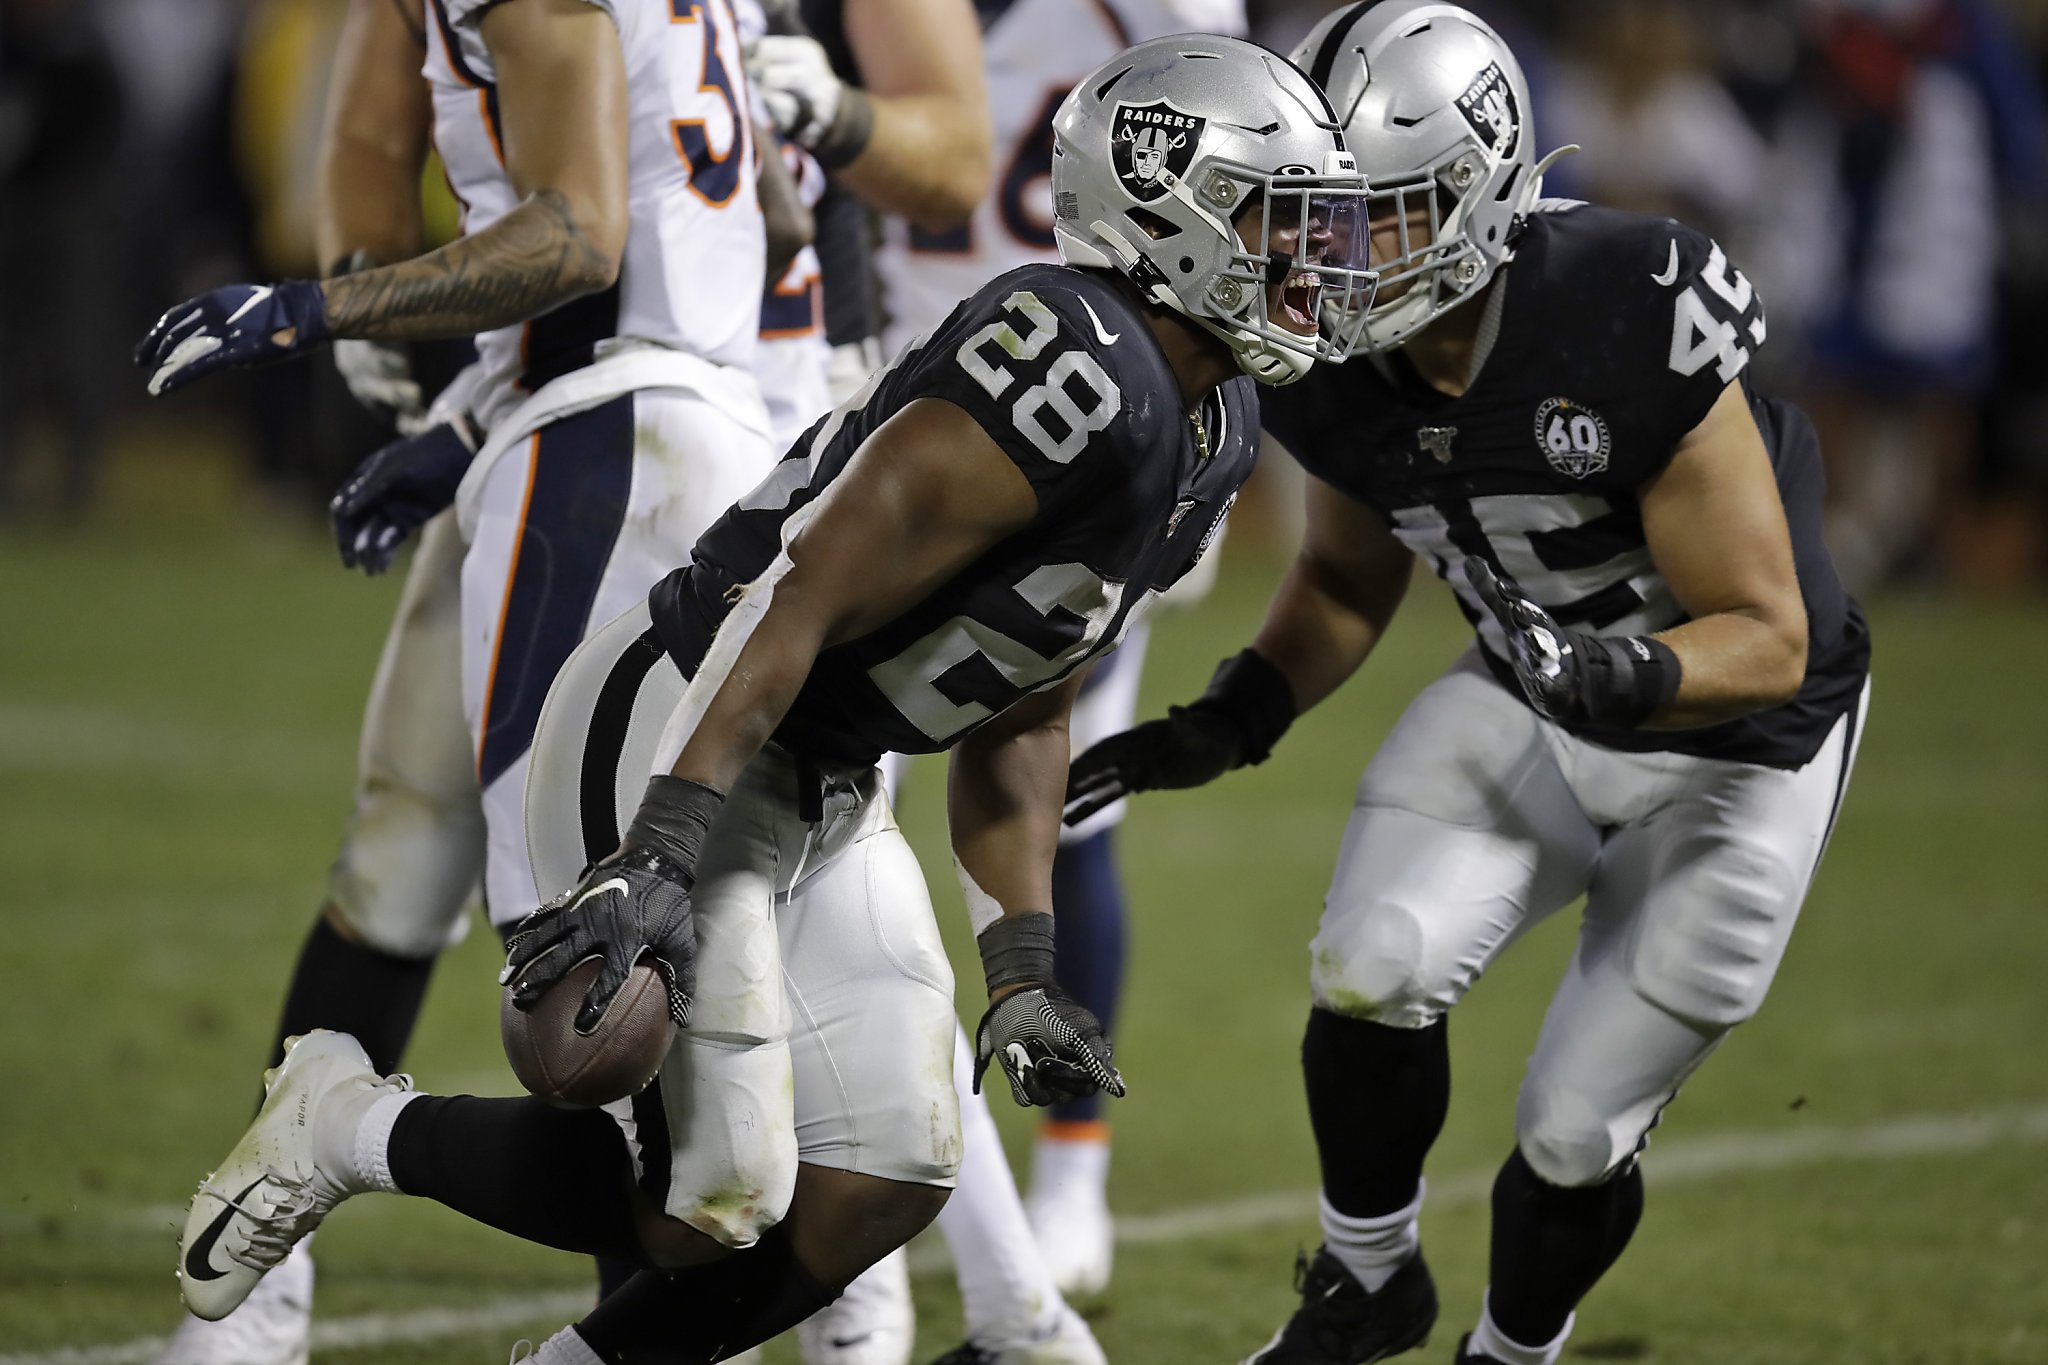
left=1052, top=34, right=1378, bottom=385
left=1292, top=1, right=1575, bottom=351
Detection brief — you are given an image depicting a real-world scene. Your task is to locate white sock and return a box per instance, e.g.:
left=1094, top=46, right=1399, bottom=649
left=936, top=1025, right=1067, bottom=1342
left=1028, top=1126, right=1111, bottom=1209
left=1468, top=1295, right=1572, bottom=1365
left=317, top=1086, right=420, bottom=1195
left=1318, top=1182, right=1423, bottom=1293
left=531, top=1325, right=606, bottom=1365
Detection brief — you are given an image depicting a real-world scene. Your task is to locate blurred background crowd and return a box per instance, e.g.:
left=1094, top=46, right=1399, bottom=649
left=5, top=0, right=2048, bottom=590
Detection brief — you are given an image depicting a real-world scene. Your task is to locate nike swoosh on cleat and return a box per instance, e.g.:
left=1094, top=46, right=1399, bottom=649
left=225, top=285, right=274, bottom=326
left=184, top=1176, right=268, bottom=1282
left=1651, top=239, right=1680, bottom=287
left=830, top=1333, right=876, bottom=1348
left=1078, top=297, right=1120, bottom=346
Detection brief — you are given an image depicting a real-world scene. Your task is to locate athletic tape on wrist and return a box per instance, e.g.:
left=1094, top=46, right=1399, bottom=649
left=624, top=775, right=725, bottom=875
left=976, top=913, right=1056, bottom=994
left=1577, top=634, right=1683, bottom=728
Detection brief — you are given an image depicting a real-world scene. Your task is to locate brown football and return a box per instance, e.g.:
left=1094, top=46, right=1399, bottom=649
left=500, top=957, right=675, bottom=1108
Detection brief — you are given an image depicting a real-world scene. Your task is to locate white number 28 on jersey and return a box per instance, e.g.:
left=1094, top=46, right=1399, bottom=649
left=957, top=291, right=1122, bottom=464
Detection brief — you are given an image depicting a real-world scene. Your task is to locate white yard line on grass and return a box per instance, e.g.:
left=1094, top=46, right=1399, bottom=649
left=10, top=1102, right=2046, bottom=1365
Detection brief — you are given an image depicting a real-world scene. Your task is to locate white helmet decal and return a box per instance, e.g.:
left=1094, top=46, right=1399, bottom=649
left=1112, top=102, right=1203, bottom=201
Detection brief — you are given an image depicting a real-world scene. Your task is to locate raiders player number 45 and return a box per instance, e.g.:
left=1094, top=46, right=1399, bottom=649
left=172, top=33, right=1378, bottom=1365
left=1066, top=6, right=1870, bottom=1365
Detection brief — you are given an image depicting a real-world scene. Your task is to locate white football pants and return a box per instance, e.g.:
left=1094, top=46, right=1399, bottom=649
left=1311, top=650, right=1868, bottom=1186
left=526, top=602, right=963, bottom=1248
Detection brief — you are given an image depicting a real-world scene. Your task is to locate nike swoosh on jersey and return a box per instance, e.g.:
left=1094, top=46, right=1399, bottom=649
left=571, top=877, right=631, bottom=912
left=184, top=1176, right=269, bottom=1282
left=1078, top=297, right=1120, bottom=346
left=225, top=285, right=274, bottom=326
left=1651, top=239, right=1680, bottom=287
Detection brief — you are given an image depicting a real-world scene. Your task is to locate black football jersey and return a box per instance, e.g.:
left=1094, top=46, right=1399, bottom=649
left=1262, top=201, right=1869, bottom=769
left=648, top=263, right=1256, bottom=768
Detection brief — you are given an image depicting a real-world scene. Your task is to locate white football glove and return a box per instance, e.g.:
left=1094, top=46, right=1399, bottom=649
left=746, top=35, right=845, bottom=150
left=333, top=339, right=428, bottom=434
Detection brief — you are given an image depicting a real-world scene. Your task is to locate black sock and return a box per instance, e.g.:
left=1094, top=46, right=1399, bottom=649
left=271, top=916, right=435, bottom=1078
left=1302, top=1009, right=1450, bottom=1217
left=1487, top=1147, right=1645, bottom=1345
left=386, top=1094, right=644, bottom=1260
left=576, top=1224, right=837, bottom=1364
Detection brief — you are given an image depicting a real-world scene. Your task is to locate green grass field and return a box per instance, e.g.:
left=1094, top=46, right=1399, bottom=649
left=3, top=452, right=2045, bottom=1364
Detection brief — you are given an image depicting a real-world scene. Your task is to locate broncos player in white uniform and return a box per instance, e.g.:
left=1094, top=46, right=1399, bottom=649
left=1067, top=6, right=1871, bottom=1365
left=168, top=32, right=1379, bottom=1365
left=136, top=0, right=776, bottom=1358
left=868, top=0, right=1246, bottom=1309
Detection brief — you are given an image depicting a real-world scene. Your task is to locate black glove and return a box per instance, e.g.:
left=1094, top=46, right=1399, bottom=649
left=1064, top=648, right=1295, bottom=827
left=973, top=985, right=1126, bottom=1107
left=329, top=418, right=478, bottom=574
left=501, top=776, right=724, bottom=1033
left=968, top=913, right=1126, bottom=1106
left=1463, top=558, right=1681, bottom=728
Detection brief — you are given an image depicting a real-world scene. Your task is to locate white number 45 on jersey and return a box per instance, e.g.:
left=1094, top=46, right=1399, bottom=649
left=1668, top=239, right=1766, bottom=384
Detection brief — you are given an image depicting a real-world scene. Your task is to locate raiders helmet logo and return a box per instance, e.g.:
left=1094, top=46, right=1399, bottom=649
left=1455, top=62, right=1520, bottom=159
left=1112, top=100, right=1205, bottom=203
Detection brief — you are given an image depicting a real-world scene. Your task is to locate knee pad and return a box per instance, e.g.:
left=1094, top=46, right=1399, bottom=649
left=325, top=780, right=485, bottom=958
left=1310, top=899, right=1439, bottom=1026
left=1629, top=837, right=1799, bottom=1030
left=1514, top=1083, right=1630, bottom=1188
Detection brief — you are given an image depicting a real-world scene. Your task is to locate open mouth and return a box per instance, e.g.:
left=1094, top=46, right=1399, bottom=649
left=1276, top=274, right=1321, bottom=335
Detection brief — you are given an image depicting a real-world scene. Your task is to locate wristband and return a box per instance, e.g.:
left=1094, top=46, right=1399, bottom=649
left=811, top=87, right=874, bottom=170
left=623, top=776, right=725, bottom=878
left=976, top=912, right=1055, bottom=994
left=1186, top=649, right=1297, bottom=765
left=1573, top=634, right=1682, bottom=728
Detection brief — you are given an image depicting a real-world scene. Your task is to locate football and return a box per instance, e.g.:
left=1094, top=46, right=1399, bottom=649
left=500, top=958, right=675, bottom=1108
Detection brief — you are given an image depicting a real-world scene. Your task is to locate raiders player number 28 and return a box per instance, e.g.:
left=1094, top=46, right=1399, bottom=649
left=173, top=33, right=1377, bottom=1365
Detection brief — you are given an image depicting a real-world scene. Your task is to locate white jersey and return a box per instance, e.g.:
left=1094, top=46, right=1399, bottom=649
left=755, top=140, right=832, bottom=451
left=873, top=0, right=1244, bottom=353
left=731, top=0, right=832, bottom=451
left=425, top=0, right=764, bottom=431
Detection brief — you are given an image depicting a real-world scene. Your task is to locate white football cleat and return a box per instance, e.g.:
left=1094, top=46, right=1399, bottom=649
left=151, top=1239, right=314, bottom=1365
left=797, top=1246, right=914, bottom=1365
left=177, top=1031, right=410, bottom=1321
left=928, top=1306, right=1108, bottom=1365
left=1024, top=1134, right=1113, bottom=1297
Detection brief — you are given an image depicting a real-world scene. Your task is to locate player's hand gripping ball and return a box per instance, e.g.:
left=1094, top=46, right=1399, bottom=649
left=498, top=778, right=722, bottom=1107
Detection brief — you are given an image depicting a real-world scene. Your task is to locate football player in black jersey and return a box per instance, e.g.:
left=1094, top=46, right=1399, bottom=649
left=170, top=33, right=1378, bottom=1365
left=1066, top=6, right=1872, bottom=1365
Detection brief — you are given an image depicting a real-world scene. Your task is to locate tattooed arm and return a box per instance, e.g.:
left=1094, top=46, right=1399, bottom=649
left=323, top=0, right=630, bottom=341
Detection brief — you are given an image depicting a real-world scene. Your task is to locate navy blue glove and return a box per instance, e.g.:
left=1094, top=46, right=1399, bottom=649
left=330, top=419, right=479, bottom=574
left=136, top=281, right=330, bottom=396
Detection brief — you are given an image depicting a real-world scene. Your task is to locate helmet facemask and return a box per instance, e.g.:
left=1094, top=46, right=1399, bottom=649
left=1331, top=148, right=1496, bottom=353
left=1175, top=158, right=1381, bottom=383
left=1051, top=35, right=1383, bottom=386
